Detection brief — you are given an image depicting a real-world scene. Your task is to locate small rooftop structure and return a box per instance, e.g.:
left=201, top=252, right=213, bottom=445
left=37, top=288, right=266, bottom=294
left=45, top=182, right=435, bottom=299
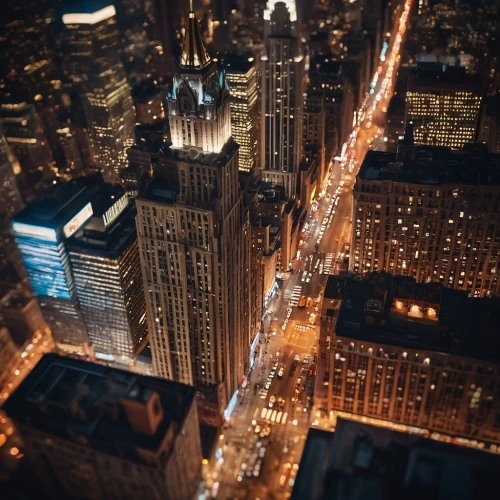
left=4, top=353, right=197, bottom=465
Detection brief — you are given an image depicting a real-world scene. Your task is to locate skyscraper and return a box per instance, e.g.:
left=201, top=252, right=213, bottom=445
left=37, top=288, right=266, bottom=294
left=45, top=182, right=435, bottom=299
left=62, top=4, right=135, bottom=182
left=405, top=63, right=482, bottom=149
left=136, top=5, right=252, bottom=424
left=12, top=177, right=149, bottom=358
left=67, top=185, right=148, bottom=364
left=219, top=53, right=259, bottom=172
left=261, top=0, right=304, bottom=199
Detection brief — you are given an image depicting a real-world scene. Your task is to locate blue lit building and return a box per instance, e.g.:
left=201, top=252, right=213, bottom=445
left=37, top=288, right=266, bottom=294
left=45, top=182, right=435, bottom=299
left=67, top=184, right=148, bottom=364
left=12, top=178, right=102, bottom=349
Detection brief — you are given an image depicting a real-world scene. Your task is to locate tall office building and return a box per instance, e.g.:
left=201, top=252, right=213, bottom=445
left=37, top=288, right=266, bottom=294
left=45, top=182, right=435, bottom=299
left=136, top=5, right=252, bottom=424
left=67, top=185, right=148, bottom=364
left=261, top=0, right=304, bottom=199
left=219, top=53, right=259, bottom=172
left=316, top=273, right=500, bottom=448
left=351, top=135, right=500, bottom=297
left=3, top=353, right=203, bottom=500
left=62, top=4, right=135, bottom=182
left=405, top=64, right=482, bottom=149
left=13, top=177, right=148, bottom=359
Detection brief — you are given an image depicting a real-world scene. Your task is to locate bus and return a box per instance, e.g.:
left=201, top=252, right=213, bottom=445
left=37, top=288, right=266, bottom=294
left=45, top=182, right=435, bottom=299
left=298, top=295, right=306, bottom=308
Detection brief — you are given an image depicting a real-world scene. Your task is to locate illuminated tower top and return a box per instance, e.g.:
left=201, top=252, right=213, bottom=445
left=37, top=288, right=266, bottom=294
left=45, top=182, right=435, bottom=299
left=165, top=5, right=231, bottom=154
left=180, top=1, right=211, bottom=71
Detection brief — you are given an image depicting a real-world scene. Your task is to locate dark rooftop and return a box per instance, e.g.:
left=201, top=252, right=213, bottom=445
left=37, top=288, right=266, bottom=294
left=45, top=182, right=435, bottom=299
left=3, top=353, right=197, bottom=465
left=327, top=272, right=500, bottom=363
left=217, top=52, right=256, bottom=74
left=357, top=145, right=500, bottom=186
left=292, top=418, right=500, bottom=500
left=408, top=62, right=483, bottom=92
left=67, top=187, right=137, bottom=260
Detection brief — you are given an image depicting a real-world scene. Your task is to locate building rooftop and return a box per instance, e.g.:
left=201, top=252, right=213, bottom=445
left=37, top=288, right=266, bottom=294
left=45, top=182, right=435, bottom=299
left=67, top=185, right=137, bottom=260
left=357, top=144, right=500, bottom=186
left=408, top=63, right=483, bottom=92
left=326, top=272, right=500, bottom=363
left=292, top=418, right=500, bottom=500
left=12, top=176, right=103, bottom=235
left=3, top=353, right=197, bottom=465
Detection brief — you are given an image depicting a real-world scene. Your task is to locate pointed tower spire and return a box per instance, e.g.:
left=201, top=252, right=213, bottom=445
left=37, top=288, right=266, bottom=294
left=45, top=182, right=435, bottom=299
left=180, top=2, right=211, bottom=71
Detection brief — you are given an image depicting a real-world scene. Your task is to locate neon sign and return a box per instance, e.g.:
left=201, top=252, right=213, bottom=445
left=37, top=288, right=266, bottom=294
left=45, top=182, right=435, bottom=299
left=63, top=203, right=93, bottom=238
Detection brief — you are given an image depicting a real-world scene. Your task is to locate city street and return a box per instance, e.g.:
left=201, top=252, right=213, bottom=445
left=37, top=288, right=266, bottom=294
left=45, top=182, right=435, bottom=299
left=211, top=1, right=413, bottom=498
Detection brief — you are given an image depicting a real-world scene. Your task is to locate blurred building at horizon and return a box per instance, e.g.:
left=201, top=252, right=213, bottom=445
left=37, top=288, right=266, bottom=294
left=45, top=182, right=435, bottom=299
left=62, top=4, right=135, bottom=183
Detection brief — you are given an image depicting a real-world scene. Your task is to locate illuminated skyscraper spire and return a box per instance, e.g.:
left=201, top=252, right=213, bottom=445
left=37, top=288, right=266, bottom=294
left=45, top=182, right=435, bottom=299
left=180, top=1, right=211, bottom=70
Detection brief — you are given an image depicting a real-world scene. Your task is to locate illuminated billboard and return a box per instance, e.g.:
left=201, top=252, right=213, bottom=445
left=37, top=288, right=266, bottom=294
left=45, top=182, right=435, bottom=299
left=63, top=203, right=93, bottom=238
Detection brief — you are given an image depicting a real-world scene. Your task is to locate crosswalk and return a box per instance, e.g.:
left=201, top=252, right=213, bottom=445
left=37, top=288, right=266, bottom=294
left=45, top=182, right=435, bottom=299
left=259, top=407, right=288, bottom=425
left=288, top=285, right=302, bottom=306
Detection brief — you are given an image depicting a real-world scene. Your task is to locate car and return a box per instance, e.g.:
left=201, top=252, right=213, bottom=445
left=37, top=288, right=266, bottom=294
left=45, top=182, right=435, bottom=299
left=278, top=367, right=284, bottom=379
left=259, top=447, right=266, bottom=458
left=264, top=380, right=271, bottom=390
left=308, top=367, right=314, bottom=377
left=279, top=397, right=286, bottom=408
left=260, top=389, right=268, bottom=399
left=294, top=354, right=300, bottom=362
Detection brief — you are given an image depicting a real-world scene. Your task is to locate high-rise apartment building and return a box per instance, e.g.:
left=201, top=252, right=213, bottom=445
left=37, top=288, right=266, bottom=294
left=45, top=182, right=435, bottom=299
left=62, top=4, right=135, bottom=182
left=352, top=133, right=500, bottom=297
left=219, top=53, right=259, bottom=172
left=67, top=185, right=148, bottom=364
left=405, top=63, right=482, bottom=149
left=3, top=353, right=203, bottom=500
left=136, top=6, right=252, bottom=424
left=316, top=273, right=500, bottom=447
left=261, top=0, right=304, bottom=199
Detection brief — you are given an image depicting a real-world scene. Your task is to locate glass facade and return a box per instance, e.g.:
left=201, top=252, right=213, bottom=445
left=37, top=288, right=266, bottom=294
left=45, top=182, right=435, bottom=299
left=12, top=222, right=88, bottom=347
